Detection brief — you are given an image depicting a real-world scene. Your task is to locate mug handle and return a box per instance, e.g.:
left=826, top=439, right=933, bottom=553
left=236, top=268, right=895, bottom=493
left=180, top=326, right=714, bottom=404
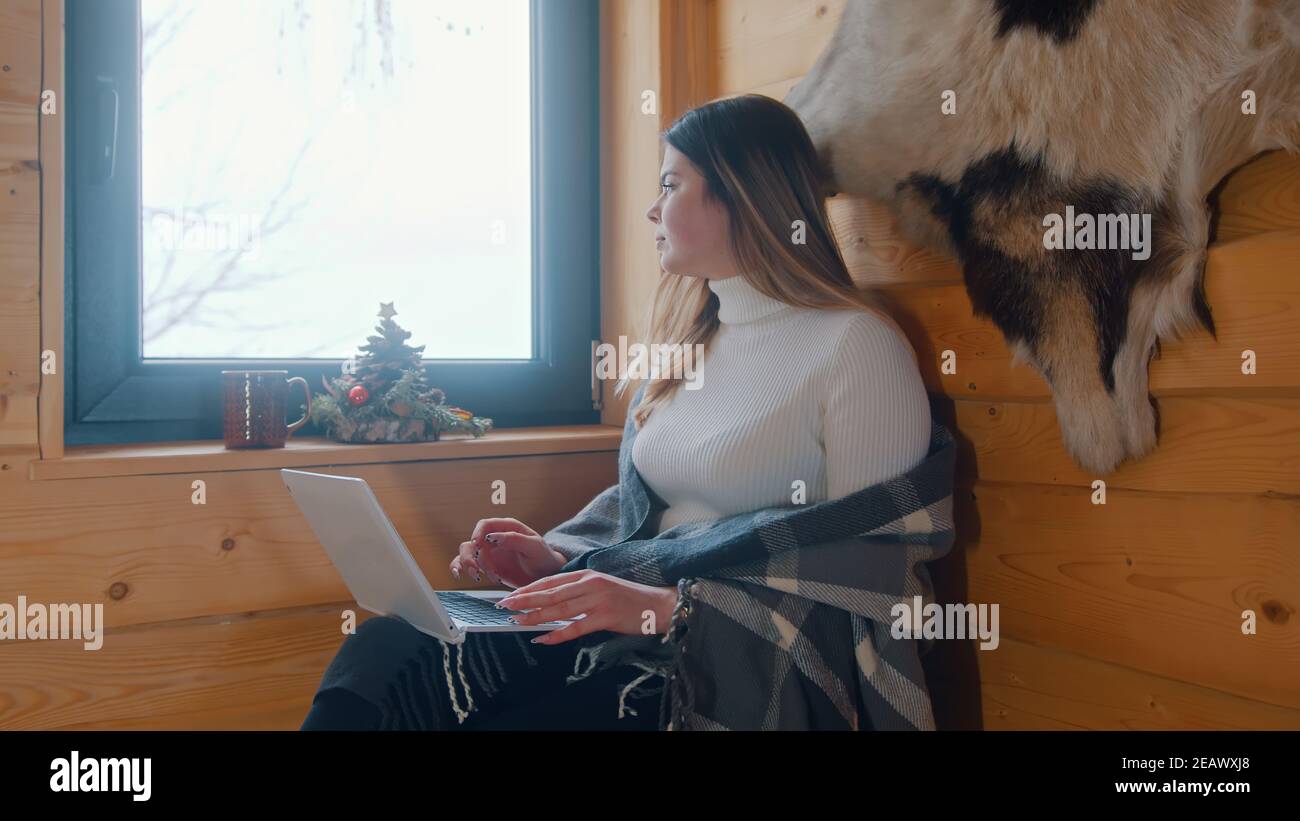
left=286, top=376, right=312, bottom=436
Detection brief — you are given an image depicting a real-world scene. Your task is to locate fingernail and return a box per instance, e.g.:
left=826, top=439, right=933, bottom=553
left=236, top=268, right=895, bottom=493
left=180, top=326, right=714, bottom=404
left=530, top=636, right=544, bottom=644
left=453, top=569, right=460, bottom=580
left=507, top=617, right=518, bottom=624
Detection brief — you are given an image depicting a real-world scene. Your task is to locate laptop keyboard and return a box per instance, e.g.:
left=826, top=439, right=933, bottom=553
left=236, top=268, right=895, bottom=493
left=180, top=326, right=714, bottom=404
left=436, top=591, right=566, bottom=626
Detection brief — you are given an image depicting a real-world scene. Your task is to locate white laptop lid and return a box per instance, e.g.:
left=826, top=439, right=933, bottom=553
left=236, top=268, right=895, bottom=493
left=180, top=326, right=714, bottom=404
left=281, top=468, right=461, bottom=643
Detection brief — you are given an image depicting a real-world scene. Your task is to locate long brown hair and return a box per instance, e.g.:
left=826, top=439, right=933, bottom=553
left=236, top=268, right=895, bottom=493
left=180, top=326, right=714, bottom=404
left=617, top=93, right=910, bottom=429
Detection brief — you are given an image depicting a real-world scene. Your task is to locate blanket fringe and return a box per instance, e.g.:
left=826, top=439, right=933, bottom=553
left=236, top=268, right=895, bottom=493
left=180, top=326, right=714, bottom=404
left=443, top=640, right=476, bottom=724
left=615, top=662, right=668, bottom=718
left=570, top=639, right=675, bottom=722
left=570, top=643, right=603, bottom=684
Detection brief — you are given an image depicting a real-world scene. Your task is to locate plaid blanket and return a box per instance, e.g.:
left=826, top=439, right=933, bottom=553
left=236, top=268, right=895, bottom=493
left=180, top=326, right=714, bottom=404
left=539, top=382, right=958, bottom=730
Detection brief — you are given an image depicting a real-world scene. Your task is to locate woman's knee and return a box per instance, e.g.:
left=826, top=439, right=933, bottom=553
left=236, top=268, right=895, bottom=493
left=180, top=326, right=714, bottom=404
left=300, top=686, right=383, bottom=730
left=354, top=613, right=419, bottom=640
left=314, top=614, right=445, bottom=700
left=344, top=614, right=438, bottom=654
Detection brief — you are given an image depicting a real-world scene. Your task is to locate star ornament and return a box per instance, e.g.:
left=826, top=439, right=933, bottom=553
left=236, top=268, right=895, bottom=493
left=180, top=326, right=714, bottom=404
left=378, top=302, right=397, bottom=320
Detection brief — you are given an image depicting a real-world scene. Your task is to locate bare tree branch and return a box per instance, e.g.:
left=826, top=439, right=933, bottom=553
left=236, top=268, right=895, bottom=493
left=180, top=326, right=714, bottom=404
left=140, top=0, right=406, bottom=355
left=141, top=2, right=194, bottom=76
left=142, top=131, right=323, bottom=344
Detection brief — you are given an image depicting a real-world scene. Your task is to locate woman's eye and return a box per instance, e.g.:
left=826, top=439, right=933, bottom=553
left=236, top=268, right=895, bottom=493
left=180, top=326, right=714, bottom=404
left=659, top=183, right=673, bottom=193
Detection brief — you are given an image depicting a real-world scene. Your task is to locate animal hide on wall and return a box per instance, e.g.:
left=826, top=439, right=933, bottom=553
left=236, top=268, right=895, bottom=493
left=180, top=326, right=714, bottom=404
left=785, top=0, right=1300, bottom=474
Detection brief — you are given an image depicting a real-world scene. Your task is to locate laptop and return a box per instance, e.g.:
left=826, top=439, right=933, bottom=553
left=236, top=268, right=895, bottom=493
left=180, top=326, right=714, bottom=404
left=281, top=468, right=577, bottom=645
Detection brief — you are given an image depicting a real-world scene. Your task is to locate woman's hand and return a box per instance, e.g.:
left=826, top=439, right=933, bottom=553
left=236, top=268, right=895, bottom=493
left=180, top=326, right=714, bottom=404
left=495, top=570, right=678, bottom=645
left=451, top=517, right=566, bottom=589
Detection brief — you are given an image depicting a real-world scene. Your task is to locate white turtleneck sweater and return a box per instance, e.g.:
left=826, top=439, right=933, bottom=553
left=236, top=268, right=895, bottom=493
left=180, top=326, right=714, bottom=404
left=630, top=274, right=933, bottom=536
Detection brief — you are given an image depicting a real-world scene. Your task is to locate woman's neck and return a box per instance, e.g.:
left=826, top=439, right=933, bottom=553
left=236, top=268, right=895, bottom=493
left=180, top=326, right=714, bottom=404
left=708, top=275, right=791, bottom=325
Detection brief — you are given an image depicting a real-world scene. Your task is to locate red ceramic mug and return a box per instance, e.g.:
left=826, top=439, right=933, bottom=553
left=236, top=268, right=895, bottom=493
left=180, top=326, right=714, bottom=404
left=221, top=370, right=312, bottom=449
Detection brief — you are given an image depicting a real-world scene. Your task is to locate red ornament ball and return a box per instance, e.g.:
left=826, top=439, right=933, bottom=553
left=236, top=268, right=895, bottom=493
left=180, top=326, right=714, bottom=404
left=347, top=385, right=370, bottom=406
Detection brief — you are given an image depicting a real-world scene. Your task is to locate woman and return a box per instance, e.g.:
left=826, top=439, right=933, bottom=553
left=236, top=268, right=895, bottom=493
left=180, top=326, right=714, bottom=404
left=300, top=93, right=931, bottom=731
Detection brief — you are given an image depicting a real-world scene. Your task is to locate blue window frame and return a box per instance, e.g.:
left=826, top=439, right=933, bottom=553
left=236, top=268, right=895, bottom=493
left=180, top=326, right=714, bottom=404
left=65, top=0, right=601, bottom=444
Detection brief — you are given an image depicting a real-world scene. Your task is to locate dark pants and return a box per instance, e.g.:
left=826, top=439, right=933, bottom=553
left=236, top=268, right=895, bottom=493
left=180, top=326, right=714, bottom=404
left=300, top=615, right=664, bottom=731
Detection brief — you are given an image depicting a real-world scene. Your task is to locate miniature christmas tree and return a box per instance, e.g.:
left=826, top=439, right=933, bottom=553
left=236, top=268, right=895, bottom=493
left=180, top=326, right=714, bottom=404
left=309, top=302, right=493, bottom=443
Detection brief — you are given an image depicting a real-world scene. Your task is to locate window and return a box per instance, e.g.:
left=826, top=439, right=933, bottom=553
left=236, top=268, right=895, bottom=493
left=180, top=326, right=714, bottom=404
left=65, top=0, right=601, bottom=444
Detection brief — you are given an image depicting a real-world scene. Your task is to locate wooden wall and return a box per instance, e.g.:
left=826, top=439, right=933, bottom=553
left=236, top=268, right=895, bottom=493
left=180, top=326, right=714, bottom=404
left=702, top=0, right=1300, bottom=728
left=0, top=0, right=41, bottom=468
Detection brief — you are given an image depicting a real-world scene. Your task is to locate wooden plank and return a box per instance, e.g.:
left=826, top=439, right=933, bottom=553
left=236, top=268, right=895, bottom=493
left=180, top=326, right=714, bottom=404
left=598, top=0, right=669, bottom=428
left=0, top=601, right=375, bottom=730
left=0, top=392, right=36, bottom=449
left=0, top=0, right=40, bottom=161
left=883, top=282, right=1047, bottom=400
left=0, top=1, right=41, bottom=475
left=0, top=451, right=619, bottom=631
left=828, top=194, right=962, bottom=287
left=946, top=395, right=1300, bottom=495
left=0, top=159, right=40, bottom=334
left=658, top=0, right=715, bottom=131
left=713, top=0, right=844, bottom=96
left=1215, top=150, right=1300, bottom=243
left=0, top=157, right=39, bottom=465
left=954, top=481, right=1300, bottom=712
left=980, top=636, right=1300, bottom=729
left=1150, top=231, right=1300, bottom=395
left=881, top=232, right=1300, bottom=401
left=30, top=424, right=621, bottom=480
left=38, top=0, right=63, bottom=460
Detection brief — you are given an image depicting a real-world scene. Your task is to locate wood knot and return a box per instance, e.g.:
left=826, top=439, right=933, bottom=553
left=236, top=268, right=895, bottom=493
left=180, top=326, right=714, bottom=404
left=1260, top=599, right=1291, bottom=625
left=967, top=382, right=977, bottom=391
left=109, top=581, right=129, bottom=600
left=987, top=406, right=997, bottom=416
left=816, top=5, right=828, bottom=16
left=221, top=537, right=236, bottom=551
